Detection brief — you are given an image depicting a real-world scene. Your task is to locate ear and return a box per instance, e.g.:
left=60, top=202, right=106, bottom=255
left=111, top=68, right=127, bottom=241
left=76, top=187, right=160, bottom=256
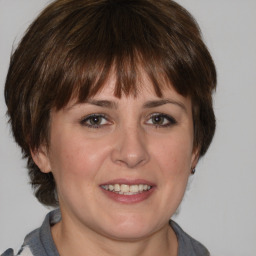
left=191, top=147, right=200, bottom=170
left=31, top=146, right=52, bottom=173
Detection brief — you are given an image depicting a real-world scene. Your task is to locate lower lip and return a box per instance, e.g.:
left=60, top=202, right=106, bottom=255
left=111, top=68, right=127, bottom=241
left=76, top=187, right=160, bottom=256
left=100, top=187, right=155, bottom=204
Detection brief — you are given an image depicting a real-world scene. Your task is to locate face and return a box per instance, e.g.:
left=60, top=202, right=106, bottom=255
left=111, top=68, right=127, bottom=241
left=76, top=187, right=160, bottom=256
left=34, top=73, right=198, bottom=241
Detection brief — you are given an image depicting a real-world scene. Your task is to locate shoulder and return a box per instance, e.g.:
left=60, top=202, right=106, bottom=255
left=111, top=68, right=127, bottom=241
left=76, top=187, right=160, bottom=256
left=170, top=220, right=210, bottom=256
left=2, top=209, right=60, bottom=256
left=1, top=246, right=33, bottom=256
left=1, top=249, right=14, bottom=256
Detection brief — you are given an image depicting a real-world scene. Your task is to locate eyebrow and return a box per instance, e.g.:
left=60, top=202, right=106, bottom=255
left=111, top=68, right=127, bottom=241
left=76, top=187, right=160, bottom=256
left=86, top=100, right=118, bottom=109
left=143, top=99, right=187, bottom=112
left=72, top=98, right=186, bottom=111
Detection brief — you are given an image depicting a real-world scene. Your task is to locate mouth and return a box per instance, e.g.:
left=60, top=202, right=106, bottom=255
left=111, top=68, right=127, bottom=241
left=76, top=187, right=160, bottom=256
left=100, top=184, right=152, bottom=195
left=100, top=179, right=155, bottom=203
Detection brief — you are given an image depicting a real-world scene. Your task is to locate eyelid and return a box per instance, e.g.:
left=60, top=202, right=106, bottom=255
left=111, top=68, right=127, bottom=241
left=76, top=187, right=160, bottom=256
left=146, top=113, right=177, bottom=127
left=79, top=113, right=111, bottom=127
left=79, top=112, right=176, bottom=129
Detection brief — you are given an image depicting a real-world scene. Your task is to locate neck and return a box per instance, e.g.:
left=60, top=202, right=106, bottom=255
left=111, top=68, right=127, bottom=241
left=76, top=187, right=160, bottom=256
left=51, top=219, right=178, bottom=256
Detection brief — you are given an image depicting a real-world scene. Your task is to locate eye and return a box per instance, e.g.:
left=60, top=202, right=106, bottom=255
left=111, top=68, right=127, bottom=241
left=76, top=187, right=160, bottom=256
left=146, top=113, right=177, bottom=128
left=80, top=114, right=110, bottom=128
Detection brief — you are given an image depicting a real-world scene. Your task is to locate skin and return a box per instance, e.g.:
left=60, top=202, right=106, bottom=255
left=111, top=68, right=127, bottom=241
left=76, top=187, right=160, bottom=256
left=32, top=72, right=198, bottom=256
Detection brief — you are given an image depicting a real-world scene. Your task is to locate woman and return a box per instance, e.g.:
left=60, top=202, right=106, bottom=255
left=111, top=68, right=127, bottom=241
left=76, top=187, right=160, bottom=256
left=2, top=0, right=216, bottom=255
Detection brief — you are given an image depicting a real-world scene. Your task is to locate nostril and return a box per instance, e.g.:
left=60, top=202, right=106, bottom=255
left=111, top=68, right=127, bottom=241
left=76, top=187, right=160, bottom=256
left=110, top=128, right=150, bottom=168
left=111, top=145, right=149, bottom=168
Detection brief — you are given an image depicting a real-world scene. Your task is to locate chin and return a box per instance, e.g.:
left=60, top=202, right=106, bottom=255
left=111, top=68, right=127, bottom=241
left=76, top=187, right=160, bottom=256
left=104, top=228, right=153, bottom=242
left=99, top=214, right=159, bottom=241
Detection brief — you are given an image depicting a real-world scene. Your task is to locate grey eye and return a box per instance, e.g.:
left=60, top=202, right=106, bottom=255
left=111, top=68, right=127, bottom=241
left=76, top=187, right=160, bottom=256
left=89, top=116, right=103, bottom=125
left=80, top=114, right=109, bottom=128
left=152, top=115, right=165, bottom=125
left=146, top=113, right=177, bottom=127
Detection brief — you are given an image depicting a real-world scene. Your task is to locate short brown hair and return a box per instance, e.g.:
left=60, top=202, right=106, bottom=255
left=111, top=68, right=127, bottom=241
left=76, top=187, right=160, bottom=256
left=5, top=0, right=216, bottom=206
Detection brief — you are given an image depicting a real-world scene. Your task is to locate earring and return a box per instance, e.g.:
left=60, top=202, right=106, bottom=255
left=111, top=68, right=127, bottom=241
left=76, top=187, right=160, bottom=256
left=191, top=167, right=196, bottom=175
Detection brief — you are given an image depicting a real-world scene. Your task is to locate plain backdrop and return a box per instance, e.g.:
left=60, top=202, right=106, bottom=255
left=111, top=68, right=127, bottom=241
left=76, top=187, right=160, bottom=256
left=1, top=1, right=256, bottom=255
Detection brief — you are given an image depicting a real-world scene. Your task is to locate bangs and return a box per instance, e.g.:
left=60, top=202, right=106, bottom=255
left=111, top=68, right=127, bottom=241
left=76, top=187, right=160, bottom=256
left=50, top=6, right=168, bottom=109
left=38, top=0, right=213, bottom=110
left=58, top=47, right=168, bottom=108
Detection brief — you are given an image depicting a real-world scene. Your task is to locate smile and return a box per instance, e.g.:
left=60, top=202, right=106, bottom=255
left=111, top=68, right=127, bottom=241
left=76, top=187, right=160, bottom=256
left=101, top=184, right=152, bottom=195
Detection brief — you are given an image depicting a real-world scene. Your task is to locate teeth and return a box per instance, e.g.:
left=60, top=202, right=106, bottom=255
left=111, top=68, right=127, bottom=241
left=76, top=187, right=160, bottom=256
left=101, top=184, right=152, bottom=194
left=114, top=184, right=120, bottom=192
left=121, top=184, right=129, bottom=193
left=130, top=185, right=138, bottom=193
left=109, top=185, right=114, bottom=191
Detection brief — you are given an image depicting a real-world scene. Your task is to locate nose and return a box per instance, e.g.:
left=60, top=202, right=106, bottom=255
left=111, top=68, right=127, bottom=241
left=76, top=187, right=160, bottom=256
left=111, top=126, right=150, bottom=169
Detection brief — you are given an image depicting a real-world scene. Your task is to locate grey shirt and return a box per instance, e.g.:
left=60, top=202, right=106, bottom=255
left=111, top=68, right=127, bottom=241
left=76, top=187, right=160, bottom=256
left=2, top=209, right=209, bottom=256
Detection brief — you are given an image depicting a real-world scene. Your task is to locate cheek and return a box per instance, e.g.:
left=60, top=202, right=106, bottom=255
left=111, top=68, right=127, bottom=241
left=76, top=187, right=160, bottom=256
left=150, top=132, right=194, bottom=177
left=48, top=133, right=113, bottom=210
left=49, top=132, right=111, bottom=181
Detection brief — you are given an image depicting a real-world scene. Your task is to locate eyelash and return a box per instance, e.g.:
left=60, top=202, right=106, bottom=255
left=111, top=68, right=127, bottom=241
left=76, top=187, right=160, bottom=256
left=80, top=114, right=110, bottom=128
left=146, top=113, right=177, bottom=128
left=79, top=113, right=177, bottom=129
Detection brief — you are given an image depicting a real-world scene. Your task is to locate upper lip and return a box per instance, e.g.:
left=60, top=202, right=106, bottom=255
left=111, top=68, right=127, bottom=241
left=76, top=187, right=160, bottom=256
left=100, top=178, right=155, bottom=186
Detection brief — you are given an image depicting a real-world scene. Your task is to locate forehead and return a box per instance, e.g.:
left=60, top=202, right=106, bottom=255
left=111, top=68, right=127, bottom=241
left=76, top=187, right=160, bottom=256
left=79, top=68, right=180, bottom=100
left=95, top=70, right=157, bottom=97
left=68, top=70, right=191, bottom=113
